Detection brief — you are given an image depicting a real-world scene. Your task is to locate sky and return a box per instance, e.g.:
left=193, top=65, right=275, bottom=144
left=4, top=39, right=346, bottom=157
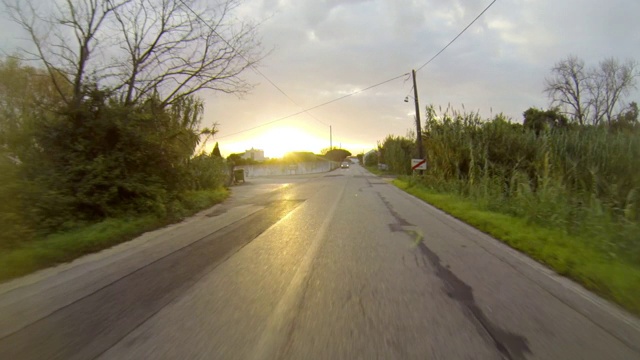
left=2, top=0, right=640, bottom=158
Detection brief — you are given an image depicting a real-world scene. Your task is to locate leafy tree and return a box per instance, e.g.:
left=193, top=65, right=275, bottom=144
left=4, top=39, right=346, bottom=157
left=226, top=153, right=260, bottom=165
left=227, top=153, right=243, bottom=164
left=21, top=91, right=210, bottom=228
left=189, top=153, right=228, bottom=190
left=523, top=107, right=569, bottom=136
left=364, top=152, right=378, bottom=166
left=0, top=58, right=71, bottom=237
left=323, top=148, right=351, bottom=162
left=610, top=102, right=639, bottom=133
left=2, top=62, right=221, bottom=233
left=0, top=57, right=67, bottom=158
left=283, top=152, right=318, bottom=163
left=212, top=142, right=222, bottom=157
left=0, top=152, right=33, bottom=248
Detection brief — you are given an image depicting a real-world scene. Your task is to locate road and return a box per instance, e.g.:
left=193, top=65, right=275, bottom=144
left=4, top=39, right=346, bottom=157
left=0, top=163, right=639, bottom=360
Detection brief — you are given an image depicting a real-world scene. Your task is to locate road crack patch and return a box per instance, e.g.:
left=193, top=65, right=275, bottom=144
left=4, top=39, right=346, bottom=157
left=417, top=241, right=531, bottom=360
left=378, top=192, right=531, bottom=360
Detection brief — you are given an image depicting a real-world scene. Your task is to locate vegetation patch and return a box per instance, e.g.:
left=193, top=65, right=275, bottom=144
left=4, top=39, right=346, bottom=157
left=393, top=178, right=640, bottom=315
left=364, top=165, right=384, bottom=176
left=0, top=0, right=257, bottom=282
left=365, top=165, right=394, bottom=177
left=0, top=56, right=235, bottom=281
left=0, top=188, right=228, bottom=282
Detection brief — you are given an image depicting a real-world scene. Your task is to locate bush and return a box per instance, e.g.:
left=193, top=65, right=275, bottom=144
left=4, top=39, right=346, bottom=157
left=0, top=61, right=231, bottom=247
left=378, top=135, right=415, bottom=175
left=364, top=152, right=378, bottom=166
left=0, top=154, right=33, bottom=248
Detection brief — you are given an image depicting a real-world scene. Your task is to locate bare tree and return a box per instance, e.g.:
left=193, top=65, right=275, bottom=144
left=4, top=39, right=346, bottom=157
left=545, top=55, right=638, bottom=126
left=110, top=0, right=263, bottom=107
left=590, top=58, right=638, bottom=126
left=544, top=55, right=590, bottom=125
left=586, top=67, right=606, bottom=126
left=3, top=0, right=263, bottom=109
left=3, top=0, right=131, bottom=107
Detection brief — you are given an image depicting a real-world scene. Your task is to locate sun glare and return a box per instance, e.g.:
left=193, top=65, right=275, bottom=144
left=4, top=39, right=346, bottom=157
left=258, top=126, right=326, bottom=158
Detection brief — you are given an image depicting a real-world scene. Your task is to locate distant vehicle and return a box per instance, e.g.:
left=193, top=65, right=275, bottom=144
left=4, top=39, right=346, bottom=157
left=340, top=162, right=350, bottom=169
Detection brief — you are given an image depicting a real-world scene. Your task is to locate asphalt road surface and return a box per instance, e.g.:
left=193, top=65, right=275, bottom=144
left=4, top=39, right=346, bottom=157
left=1, top=164, right=639, bottom=360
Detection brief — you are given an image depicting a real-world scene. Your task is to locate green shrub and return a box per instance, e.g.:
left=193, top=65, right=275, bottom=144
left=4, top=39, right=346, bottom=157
left=378, top=135, right=416, bottom=175
left=0, top=154, right=33, bottom=248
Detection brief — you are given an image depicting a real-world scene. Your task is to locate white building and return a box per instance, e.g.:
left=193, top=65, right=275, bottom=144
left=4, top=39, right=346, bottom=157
left=241, top=148, right=265, bottom=162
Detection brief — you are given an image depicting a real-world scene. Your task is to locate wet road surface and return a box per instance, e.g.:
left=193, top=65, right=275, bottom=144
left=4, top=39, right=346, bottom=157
left=0, top=164, right=639, bottom=359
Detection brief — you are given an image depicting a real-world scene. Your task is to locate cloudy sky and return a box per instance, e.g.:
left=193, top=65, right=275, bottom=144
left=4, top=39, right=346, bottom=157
left=2, top=0, right=640, bottom=157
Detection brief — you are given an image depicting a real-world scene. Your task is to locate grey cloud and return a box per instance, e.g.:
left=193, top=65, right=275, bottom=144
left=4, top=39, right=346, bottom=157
left=2, top=0, right=639, bottom=154
left=216, top=0, right=640, bottom=153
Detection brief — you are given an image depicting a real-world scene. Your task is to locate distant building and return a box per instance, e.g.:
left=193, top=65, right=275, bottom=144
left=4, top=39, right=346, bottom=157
left=241, top=148, right=265, bottom=162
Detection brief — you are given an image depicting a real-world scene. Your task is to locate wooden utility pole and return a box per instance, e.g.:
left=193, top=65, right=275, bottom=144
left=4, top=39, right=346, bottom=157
left=412, top=69, right=424, bottom=160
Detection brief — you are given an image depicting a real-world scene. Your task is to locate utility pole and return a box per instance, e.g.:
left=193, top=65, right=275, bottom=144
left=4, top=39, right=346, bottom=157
left=412, top=69, right=424, bottom=161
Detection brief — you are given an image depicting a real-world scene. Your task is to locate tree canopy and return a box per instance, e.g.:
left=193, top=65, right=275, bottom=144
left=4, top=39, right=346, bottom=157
left=323, top=148, right=351, bottom=163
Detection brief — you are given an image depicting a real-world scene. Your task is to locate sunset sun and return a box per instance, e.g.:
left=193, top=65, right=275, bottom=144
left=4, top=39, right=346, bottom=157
left=257, top=126, right=327, bottom=158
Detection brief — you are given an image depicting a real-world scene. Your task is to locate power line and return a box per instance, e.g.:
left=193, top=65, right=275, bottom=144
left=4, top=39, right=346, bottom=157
left=177, top=0, right=329, bottom=128
left=252, top=66, right=330, bottom=127
left=402, top=0, right=497, bottom=100
left=179, top=0, right=496, bottom=140
left=216, top=72, right=410, bottom=139
left=416, top=0, right=497, bottom=72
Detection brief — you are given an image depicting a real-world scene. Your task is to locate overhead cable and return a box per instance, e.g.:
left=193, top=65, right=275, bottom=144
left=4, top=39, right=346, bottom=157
left=416, top=0, right=497, bottom=72
left=177, top=0, right=329, bottom=127
left=216, top=72, right=410, bottom=139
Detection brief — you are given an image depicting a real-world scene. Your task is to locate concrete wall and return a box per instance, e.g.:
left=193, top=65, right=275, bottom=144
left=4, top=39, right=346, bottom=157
left=236, top=161, right=338, bottom=178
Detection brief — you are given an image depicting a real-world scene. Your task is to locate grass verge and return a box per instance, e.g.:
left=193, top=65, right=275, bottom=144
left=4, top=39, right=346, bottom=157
left=0, top=188, right=229, bottom=282
left=393, top=178, right=640, bottom=316
left=365, top=165, right=395, bottom=176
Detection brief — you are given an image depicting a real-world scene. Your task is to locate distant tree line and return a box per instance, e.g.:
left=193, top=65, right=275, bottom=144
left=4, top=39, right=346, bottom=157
left=226, top=149, right=351, bottom=166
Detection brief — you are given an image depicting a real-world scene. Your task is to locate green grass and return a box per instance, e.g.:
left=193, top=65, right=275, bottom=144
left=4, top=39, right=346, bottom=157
left=181, top=188, right=229, bottom=212
left=0, top=188, right=229, bottom=282
left=365, top=165, right=394, bottom=176
left=364, top=165, right=382, bottom=175
left=393, top=178, right=640, bottom=315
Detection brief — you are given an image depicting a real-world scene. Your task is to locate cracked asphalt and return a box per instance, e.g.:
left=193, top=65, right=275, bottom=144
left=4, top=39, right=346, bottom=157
left=0, top=164, right=639, bottom=359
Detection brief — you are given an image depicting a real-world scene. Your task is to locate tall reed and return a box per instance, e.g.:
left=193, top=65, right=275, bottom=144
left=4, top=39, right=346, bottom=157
left=405, top=105, right=640, bottom=264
